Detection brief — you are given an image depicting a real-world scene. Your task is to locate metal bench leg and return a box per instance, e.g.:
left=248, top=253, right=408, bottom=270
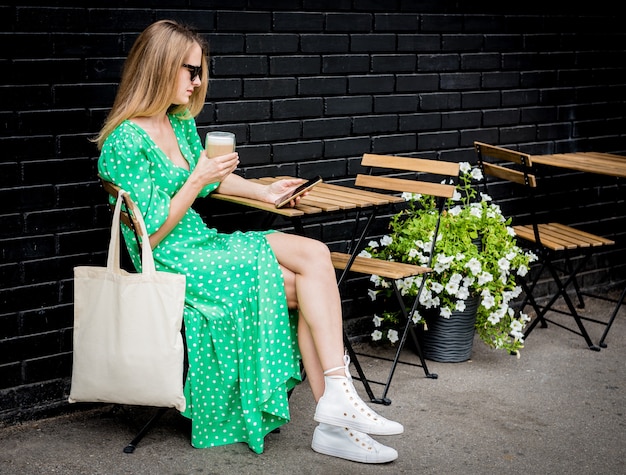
left=123, top=407, right=168, bottom=454
left=598, top=285, right=626, bottom=348
left=343, top=331, right=389, bottom=405
left=543, top=257, right=599, bottom=350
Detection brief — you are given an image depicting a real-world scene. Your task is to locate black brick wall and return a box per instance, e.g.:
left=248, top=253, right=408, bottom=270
left=1, top=2, right=625, bottom=422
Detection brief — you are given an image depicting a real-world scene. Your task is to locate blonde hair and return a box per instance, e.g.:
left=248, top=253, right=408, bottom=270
left=94, top=20, right=208, bottom=149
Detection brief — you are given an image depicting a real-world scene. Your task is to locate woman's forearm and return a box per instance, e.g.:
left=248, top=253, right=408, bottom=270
left=216, top=173, right=267, bottom=201
left=148, top=175, right=205, bottom=249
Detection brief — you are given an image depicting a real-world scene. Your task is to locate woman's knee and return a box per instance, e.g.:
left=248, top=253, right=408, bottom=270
left=267, top=232, right=332, bottom=271
left=307, top=238, right=331, bottom=261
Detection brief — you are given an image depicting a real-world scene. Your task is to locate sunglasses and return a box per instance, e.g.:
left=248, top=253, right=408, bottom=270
left=182, top=63, right=202, bottom=81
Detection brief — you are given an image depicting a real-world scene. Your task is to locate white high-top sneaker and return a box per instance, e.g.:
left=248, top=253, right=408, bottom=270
left=311, top=423, right=398, bottom=464
left=314, top=355, right=404, bottom=436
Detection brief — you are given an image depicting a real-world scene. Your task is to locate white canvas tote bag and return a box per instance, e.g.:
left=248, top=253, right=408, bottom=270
left=69, top=189, right=186, bottom=411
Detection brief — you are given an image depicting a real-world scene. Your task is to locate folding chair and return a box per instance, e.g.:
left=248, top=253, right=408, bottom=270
left=331, top=154, right=459, bottom=404
left=473, top=142, right=614, bottom=351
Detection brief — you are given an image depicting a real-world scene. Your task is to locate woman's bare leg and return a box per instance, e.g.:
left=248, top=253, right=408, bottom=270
left=266, top=233, right=346, bottom=376
left=297, top=316, right=326, bottom=401
left=279, top=263, right=326, bottom=401
left=270, top=232, right=403, bottom=454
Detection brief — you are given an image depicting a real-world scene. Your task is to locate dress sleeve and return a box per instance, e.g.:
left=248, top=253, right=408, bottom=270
left=97, top=125, right=170, bottom=236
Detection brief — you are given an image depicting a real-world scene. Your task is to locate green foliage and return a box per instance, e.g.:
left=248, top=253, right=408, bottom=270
left=364, top=162, right=536, bottom=355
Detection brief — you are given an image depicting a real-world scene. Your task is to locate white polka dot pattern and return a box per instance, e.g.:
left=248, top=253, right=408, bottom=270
left=98, top=113, right=302, bottom=454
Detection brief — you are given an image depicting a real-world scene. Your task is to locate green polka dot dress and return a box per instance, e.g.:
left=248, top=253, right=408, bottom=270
left=98, top=112, right=302, bottom=454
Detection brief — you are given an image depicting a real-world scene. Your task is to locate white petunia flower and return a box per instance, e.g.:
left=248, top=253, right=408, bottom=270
left=459, top=162, right=472, bottom=174
left=448, top=205, right=462, bottom=216
left=440, top=306, right=452, bottom=318
left=380, top=235, right=393, bottom=246
left=456, top=285, right=470, bottom=300
left=445, top=273, right=463, bottom=295
left=510, top=319, right=523, bottom=333
left=470, top=167, right=483, bottom=181
left=371, top=330, right=383, bottom=341
left=481, top=288, right=495, bottom=309
left=430, top=282, right=444, bottom=294
left=411, top=310, right=422, bottom=324
left=466, top=258, right=482, bottom=275
left=469, top=204, right=482, bottom=218
left=433, top=254, right=454, bottom=273
left=477, top=271, right=493, bottom=285
left=487, top=311, right=501, bottom=325
left=497, top=257, right=511, bottom=272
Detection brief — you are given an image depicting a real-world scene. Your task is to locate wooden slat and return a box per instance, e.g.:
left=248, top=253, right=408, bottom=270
left=545, top=223, right=615, bottom=246
left=211, top=193, right=307, bottom=216
left=355, top=174, right=456, bottom=198
left=314, top=182, right=404, bottom=206
left=513, top=223, right=614, bottom=251
left=474, top=141, right=532, bottom=167
left=297, top=194, right=344, bottom=211
left=579, top=152, right=626, bottom=161
left=482, top=162, right=536, bottom=187
left=100, top=178, right=142, bottom=232
left=330, top=252, right=431, bottom=280
left=362, top=153, right=460, bottom=176
left=101, top=178, right=121, bottom=200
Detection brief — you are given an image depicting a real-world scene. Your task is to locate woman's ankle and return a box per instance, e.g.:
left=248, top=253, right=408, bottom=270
left=323, top=369, right=346, bottom=378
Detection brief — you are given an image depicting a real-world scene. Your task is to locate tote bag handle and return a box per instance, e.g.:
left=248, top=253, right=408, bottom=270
left=106, top=189, right=156, bottom=276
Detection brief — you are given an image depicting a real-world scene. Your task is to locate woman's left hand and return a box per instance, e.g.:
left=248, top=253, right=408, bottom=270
left=263, top=178, right=306, bottom=207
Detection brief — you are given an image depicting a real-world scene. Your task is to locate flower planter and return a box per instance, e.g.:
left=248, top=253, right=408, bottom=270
left=420, top=295, right=479, bottom=363
left=366, top=162, right=534, bottom=356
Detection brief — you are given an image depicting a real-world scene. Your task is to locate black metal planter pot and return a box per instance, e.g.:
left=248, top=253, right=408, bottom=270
left=420, top=295, right=479, bottom=363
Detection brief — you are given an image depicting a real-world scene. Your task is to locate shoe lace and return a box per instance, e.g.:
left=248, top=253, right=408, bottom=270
left=323, top=354, right=352, bottom=379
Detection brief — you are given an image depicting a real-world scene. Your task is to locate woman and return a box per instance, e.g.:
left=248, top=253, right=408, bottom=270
left=95, top=19, right=403, bottom=464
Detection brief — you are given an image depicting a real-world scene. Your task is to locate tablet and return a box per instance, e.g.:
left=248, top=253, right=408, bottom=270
left=275, top=176, right=323, bottom=208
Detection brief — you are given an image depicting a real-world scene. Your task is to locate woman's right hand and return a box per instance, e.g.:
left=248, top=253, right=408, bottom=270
left=191, top=149, right=240, bottom=187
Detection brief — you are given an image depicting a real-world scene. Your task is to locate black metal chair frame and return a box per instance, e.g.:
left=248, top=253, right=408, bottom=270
left=330, top=154, right=460, bottom=404
left=474, top=142, right=615, bottom=351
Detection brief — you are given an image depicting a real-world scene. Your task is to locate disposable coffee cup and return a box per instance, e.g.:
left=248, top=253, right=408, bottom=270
left=205, top=131, right=236, bottom=158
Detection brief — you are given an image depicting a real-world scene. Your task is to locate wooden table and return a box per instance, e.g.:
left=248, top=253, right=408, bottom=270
left=211, top=176, right=405, bottom=234
left=530, top=151, right=626, bottom=347
left=531, top=151, right=626, bottom=178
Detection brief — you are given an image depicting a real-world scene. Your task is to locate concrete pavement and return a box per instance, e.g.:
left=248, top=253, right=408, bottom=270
left=1, top=290, right=624, bottom=475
